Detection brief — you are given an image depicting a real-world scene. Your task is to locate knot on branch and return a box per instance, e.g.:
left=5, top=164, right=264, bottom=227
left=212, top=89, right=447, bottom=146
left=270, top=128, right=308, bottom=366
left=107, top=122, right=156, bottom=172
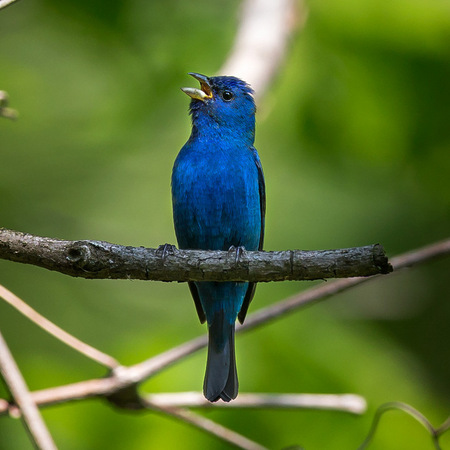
left=66, top=243, right=91, bottom=268
left=105, top=384, right=144, bottom=411
left=0, top=228, right=395, bottom=281
left=105, top=367, right=145, bottom=410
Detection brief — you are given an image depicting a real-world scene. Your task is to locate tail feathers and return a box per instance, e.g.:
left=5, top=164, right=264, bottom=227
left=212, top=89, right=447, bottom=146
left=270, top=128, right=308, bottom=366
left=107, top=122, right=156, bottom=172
left=203, top=317, right=238, bottom=402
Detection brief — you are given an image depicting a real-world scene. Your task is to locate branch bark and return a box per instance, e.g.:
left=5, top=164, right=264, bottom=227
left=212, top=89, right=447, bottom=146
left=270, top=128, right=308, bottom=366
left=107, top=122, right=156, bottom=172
left=0, top=228, right=392, bottom=281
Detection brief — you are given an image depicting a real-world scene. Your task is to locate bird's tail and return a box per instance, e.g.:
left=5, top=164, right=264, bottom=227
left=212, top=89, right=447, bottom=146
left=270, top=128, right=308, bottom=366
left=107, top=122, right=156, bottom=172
left=204, top=311, right=238, bottom=402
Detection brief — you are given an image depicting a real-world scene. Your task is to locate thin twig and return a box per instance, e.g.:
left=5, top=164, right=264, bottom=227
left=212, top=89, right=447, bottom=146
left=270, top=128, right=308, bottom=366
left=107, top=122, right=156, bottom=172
left=145, top=392, right=367, bottom=414
left=0, top=239, right=447, bottom=415
left=0, top=284, right=120, bottom=369
left=0, top=331, right=57, bottom=450
left=357, top=402, right=450, bottom=450
left=237, top=237, right=450, bottom=332
left=435, top=416, right=450, bottom=437
left=113, top=239, right=450, bottom=384
left=145, top=400, right=268, bottom=450
left=389, top=239, right=450, bottom=268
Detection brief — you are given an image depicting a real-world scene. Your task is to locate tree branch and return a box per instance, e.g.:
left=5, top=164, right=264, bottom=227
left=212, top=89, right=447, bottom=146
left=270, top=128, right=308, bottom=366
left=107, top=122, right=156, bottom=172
left=0, top=228, right=392, bottom=281
left=357, top=402, right=450, bottom=450
left=145, top=392, right=367, bottom=414
left=145, top=401, right=268, bottom=450
left=0, top=331, right=57, bottom=450
left=219, top=0, right=304, bottom=100
left=0, top=239, right=447, bottom=417
left=0, top=284, right=120, bottom=370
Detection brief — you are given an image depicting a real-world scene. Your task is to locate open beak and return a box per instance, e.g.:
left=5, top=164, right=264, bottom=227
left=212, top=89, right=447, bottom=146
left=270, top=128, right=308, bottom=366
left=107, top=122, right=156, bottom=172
left=181, top=73, right=213, bottom=101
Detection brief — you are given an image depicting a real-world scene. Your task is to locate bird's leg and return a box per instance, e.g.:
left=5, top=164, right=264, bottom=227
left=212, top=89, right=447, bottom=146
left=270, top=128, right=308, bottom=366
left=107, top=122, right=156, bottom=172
left=228, top=245, right=246, bottom=264
left=156, top=243, right=177, bottom=261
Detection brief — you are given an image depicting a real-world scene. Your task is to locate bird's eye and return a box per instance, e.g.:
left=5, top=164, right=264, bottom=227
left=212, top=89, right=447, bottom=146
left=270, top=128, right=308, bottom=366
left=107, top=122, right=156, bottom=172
left=222, top=90, right=234, bottom=101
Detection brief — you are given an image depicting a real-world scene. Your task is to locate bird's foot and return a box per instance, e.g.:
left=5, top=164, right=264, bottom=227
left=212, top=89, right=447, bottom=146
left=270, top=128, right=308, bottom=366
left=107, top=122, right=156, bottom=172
left=156, top=243, right=177, bottom=260
left=228, top=245, right=246, bottom=264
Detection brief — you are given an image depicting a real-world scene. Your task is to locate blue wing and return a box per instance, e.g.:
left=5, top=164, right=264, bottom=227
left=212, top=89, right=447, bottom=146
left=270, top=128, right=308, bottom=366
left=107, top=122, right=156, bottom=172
left=238, top=147, right=265, bottom=324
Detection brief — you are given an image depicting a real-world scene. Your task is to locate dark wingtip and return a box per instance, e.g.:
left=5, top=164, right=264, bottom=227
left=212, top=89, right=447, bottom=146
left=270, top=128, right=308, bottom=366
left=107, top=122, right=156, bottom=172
left=219, top=392, right=234, bottom=403
left=204, top=389, right=236, bottom=403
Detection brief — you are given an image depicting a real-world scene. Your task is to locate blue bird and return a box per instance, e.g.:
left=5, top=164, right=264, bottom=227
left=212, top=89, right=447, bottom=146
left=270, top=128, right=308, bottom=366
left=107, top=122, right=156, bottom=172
left=171, top=73, right=265, bottom=402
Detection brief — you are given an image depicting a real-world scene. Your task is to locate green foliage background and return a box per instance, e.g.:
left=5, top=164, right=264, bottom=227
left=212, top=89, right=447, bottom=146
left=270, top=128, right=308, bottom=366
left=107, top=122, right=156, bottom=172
left=1, top=0, right=449, bottom=448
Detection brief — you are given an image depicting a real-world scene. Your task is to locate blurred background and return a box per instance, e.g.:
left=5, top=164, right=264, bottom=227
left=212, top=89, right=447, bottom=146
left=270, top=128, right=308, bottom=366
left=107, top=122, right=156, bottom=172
left=0, top=0, right=449, bottom=448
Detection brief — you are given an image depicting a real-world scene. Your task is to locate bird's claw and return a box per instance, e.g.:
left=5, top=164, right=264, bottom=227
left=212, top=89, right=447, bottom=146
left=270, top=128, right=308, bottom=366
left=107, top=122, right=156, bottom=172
left=156, top=243, right=177, bottom=261
left=228, top=245, right=245, bottom=264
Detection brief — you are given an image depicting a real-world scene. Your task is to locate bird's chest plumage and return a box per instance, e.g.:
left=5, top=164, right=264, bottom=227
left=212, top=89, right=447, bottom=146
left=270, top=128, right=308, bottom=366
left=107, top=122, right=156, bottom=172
left=172, top=140, right=261, bottom=251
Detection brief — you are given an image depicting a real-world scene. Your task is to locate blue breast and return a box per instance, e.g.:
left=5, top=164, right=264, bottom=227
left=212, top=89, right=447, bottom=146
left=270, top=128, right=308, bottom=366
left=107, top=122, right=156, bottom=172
left=172, top=138, right=261, bottom=252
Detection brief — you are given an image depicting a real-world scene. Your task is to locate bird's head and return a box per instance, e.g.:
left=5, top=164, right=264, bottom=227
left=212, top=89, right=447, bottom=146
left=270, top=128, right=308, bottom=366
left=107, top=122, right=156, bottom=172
left=182, top=73, right=256, bottom=144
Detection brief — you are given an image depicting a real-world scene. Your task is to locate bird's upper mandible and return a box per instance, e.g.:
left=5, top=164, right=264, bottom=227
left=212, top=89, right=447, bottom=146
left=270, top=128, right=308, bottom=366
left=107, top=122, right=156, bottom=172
left=181, top=73, right=213, bottom=101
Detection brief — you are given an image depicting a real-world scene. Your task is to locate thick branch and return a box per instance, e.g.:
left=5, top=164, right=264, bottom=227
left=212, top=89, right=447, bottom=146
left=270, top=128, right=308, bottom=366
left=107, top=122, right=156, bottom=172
left=0, top=229, right=392, bottom=281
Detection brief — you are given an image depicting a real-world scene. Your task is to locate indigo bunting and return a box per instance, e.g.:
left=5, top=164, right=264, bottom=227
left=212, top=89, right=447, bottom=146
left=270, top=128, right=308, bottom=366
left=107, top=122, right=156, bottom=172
left=171, top=73, right=265, bottom=402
